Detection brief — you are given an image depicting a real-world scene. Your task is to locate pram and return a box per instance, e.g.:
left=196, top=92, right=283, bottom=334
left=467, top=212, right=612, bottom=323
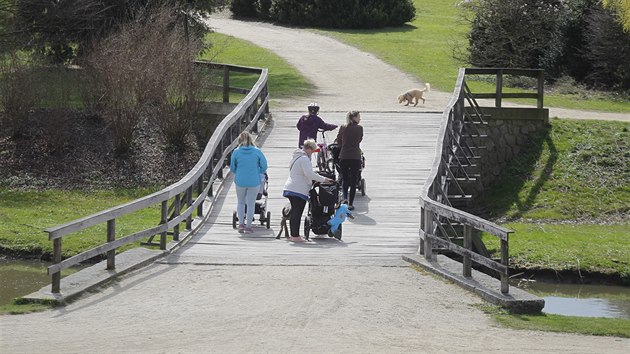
left=232, top=173, right=271, bottom=229
left=304, top=176, right=342, bottom=240
left=326, top=143, right=366, bottom=196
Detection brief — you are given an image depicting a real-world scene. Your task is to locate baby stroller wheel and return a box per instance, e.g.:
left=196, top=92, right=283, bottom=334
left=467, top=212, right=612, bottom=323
left=232, top=211, right=237, bottom=229
left=304, top=216, right=311, bottom=240
left=360, top=178, right=366, bottom=196
left=266, top=211, right=271, bottom=229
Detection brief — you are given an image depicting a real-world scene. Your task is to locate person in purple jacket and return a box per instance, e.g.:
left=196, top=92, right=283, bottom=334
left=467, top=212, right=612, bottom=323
left=296, top=103, right=337, bottom=147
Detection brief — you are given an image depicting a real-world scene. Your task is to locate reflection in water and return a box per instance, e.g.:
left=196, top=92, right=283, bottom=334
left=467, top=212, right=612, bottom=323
left=516, top=281, right=630, bottom=319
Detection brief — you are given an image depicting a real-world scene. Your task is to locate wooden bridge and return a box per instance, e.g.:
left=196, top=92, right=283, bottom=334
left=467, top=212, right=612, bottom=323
left=165, top=110, right=441, bottom=267
left=33, top=63, right=547, bottom=311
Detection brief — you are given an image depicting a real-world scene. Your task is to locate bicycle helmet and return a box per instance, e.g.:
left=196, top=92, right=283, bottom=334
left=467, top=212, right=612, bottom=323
left=307, top=102, right=320, bottom=114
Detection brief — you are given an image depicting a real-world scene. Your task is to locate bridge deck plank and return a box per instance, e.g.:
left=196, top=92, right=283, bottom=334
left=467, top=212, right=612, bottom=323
left=164, top=111, right=442, bottom=266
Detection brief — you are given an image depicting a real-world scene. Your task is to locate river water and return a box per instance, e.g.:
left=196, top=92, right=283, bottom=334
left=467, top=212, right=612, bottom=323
left=0, top=258, right=53, bottom=305
left=515, top=280, right=630, bottom=319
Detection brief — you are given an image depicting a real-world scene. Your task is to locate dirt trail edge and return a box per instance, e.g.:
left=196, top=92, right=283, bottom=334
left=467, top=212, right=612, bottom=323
left=207, top=16, right=629, bottom=122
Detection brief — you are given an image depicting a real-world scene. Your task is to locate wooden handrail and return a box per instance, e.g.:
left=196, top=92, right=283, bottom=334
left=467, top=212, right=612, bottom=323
left=44, top=61, right=270, bottom=293
left=420, top=67, right=530, bottom=294
left=464, top=67, right=544, bottom=109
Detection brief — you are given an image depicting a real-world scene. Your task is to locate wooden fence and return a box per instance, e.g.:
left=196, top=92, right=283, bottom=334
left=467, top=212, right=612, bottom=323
left=420, top=67, right=545, bottom=294
left=44, top=62, right=269, bottom=293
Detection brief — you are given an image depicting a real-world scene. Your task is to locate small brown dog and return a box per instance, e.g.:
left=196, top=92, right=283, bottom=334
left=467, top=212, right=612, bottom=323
left=398, top=83, right=431, bottom=106
left=276, top=202, right=292, bottom=239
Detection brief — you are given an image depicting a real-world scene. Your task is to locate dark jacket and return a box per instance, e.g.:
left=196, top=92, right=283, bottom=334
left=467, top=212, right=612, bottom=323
left=296, top=113, right=337, bottom=147
left=336, top=123, right=363, bottom=160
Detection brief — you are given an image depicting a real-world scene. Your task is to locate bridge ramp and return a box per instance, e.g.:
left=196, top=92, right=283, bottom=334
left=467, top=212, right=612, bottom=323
left=165, top=111, right=442, bottom=266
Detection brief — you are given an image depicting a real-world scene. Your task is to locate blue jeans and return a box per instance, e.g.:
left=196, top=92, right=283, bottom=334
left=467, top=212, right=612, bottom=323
left=236, top=185, right=259, bottom=227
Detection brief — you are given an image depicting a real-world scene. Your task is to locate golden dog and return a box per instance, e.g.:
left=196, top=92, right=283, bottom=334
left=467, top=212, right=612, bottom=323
left=398, top=83, right=431, bottom=106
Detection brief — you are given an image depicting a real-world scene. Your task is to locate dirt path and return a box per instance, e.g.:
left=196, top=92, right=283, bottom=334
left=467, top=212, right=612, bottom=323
left=1, top=16, right=629, bottom=354
left=2, top=265, right=629, bottom=353
left=207, top=17, right=630, bottom=122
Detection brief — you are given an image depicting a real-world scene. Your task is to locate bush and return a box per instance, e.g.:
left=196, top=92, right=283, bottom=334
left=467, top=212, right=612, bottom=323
left=464, top=0, right=630, bottom=91
left=231, top=0, right=415, bottom=29
left=84, top=6, right=206, bottom=154
left=465, top=0, right=566, bottom=75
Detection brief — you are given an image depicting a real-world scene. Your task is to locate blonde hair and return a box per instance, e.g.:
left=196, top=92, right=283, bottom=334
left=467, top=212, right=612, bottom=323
left=303, top=139, right=318, bottom=151
left=238, top=131, right=255, bottom=146
left=346, top=111, right=360, bottom=125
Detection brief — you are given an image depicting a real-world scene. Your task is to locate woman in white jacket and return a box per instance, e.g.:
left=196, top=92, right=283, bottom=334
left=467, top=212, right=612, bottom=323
left=283, top=139, right=334, bottom=242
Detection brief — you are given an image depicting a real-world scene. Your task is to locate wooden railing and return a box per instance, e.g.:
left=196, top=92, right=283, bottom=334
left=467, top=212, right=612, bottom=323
left=418, top=67, right=547, bottom=294
left=44, top=61, right=270, bottom=293
left=464, top=68, right=545, bottom=109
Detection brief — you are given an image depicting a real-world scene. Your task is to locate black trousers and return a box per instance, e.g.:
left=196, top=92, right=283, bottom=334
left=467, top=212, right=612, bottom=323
left=287, top=195, right=307, bottom=237
left=339, top=159, right=362, bottom=205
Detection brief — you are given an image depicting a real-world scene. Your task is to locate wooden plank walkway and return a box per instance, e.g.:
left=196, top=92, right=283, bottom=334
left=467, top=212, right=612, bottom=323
left=164, top=111, right=442, bottom=266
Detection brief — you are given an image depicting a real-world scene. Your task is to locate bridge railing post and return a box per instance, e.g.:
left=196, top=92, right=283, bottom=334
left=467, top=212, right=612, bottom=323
left=423, top=208, right=433, bottom=261
left=463, top=224, right=472, bottom=277
left=106, top=219, right=115, bottom=270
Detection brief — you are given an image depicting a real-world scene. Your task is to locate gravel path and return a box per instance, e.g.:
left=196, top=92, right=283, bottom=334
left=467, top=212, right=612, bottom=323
left=1, top=16, right=629, bottom=354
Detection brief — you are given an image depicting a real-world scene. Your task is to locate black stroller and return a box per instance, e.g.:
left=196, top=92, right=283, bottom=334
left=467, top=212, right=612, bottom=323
left=327, top=143, right=366, bottom=196
left=232, top=173, right=271, bottom=229
left=304, top=177, right=342, bottom=240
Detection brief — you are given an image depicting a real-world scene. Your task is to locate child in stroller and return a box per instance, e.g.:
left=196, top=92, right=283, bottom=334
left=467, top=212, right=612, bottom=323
left=233, top=173, right=271, bottom=229
left=326, top=143, right=366, bottom=197
left=304, top=174, right=342, bottom=240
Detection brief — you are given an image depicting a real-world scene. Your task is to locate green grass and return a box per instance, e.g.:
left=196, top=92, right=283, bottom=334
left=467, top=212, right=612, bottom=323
left=0, top=188, right=164, bottom=258
left=0, top=299, right=55, bottom=315
left=479, top=119, right=630, bottom=220
left=316, top=0, right=630, bottom=113
left=483, top=223, right=630, bottom=281
left=201, top=32, right=315, bottom=102
left=479, top=304, right=630, bottom=338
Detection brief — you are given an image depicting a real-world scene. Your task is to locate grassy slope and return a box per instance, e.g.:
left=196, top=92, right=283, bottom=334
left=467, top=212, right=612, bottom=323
left=478, top=119, right=630, bottom=280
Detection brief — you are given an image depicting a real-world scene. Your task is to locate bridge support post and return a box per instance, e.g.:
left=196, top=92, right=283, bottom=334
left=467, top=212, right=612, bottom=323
left=173, top=194, right=181, bottom=241
left=463, top=225, right=472, bottom=277
left=501, top=238, right=509, bottom=293
left=160, top=201, right=168, bottom=250
left=423, top=208, right=433, bottom=261
left=197, top=178, right=204, bottom=218
left=107, top=219, right=115, bottom=270
left=186, top=186, right=193, bottom=230
left=51, top=238, right=62, bottom=293
left=419, top=206, right=425, bottom=255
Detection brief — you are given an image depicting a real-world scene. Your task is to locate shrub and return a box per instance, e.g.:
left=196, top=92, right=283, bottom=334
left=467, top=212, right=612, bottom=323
left=465, top=0, right=566, bottom=75
left=583, top=5, right=630, bottom=90
left=83, top=6, right=206, bottom=154
left=231, top=0, right=415, bottom=29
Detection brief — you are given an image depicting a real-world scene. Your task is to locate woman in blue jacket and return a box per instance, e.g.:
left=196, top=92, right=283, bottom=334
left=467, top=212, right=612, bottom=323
left=230, top=132, right=268, bottom=234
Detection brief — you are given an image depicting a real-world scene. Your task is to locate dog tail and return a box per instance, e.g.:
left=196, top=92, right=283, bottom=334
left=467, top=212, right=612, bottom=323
left=425, top=83, right=431, bottom=92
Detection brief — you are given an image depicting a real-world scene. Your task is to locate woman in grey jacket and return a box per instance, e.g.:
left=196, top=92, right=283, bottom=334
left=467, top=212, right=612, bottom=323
left=283, top=139, right=334, bottom=242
